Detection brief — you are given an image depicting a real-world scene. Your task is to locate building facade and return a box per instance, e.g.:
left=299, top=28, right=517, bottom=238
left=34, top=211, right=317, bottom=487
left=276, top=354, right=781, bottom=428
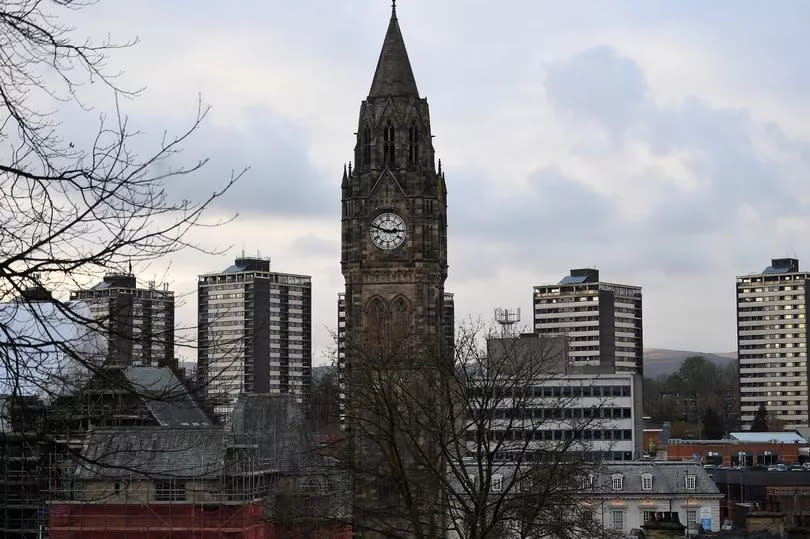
left=71, top=273, right=174, bottom=369
left=588, top=461, right=723, bottom=535
left=471, top=337, right=644, bottom=462
left=336, top=290, right=454, bottom=427
left=198, top=257, right=311, bottom=421
left=737, top=257, right=810, bottom=431
left=533, top=268, right=643, bottom=374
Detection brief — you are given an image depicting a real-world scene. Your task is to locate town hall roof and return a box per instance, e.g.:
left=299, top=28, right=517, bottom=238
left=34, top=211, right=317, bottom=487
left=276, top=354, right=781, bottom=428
left=368, top=3, right=419, bottom=98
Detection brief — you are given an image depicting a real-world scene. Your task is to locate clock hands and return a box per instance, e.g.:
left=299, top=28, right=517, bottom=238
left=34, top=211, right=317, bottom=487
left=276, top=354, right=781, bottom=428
left=370, top=223, right=404, bottom=235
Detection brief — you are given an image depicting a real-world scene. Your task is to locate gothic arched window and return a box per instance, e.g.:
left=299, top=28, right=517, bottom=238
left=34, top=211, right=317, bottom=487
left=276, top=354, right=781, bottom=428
left=408, top=122, right=420, bottom=164
left=362, top=124, right=372, bottom=166
left=391, top=296, right=412, bottom=352
left=383, top=121, right=395, bottom=166
left=365, top=297, right=389, bottom=349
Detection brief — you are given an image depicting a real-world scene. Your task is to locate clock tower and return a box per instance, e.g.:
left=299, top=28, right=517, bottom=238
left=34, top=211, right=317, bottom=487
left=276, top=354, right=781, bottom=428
left=341, top=3, right=448, bottom=363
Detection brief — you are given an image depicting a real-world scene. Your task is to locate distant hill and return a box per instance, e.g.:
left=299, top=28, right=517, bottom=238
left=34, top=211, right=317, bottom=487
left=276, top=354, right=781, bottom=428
left=313, top=352, right=736, bottom=381
left=644, top=349, right=736, bottom=379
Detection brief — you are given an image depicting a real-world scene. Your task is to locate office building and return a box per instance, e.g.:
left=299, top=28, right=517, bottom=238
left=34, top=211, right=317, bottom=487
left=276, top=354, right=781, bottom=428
left=533, top=268, right=643, bottom=374
left=198, top=256, right=311, bottom=421
left=472, top=333, right=643, bottom=461
left=71, top=273, right=174, bottom=369
left=737, top=257, right=810, bottom=431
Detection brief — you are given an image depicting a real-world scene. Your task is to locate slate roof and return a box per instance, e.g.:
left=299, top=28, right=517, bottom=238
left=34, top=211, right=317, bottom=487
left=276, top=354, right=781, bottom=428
left=595, top=461, right=721, bottom=496
left=368, top=5, right=419, bottom=98
left=124, top=367, right=210, bottom=427
left=75, top=427, right=226, bottom=479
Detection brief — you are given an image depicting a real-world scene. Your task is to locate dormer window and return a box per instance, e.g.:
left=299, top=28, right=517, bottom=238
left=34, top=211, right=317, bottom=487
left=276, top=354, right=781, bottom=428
left=362, top=124, right=372, bottom=166
left=408, top=122, right=420, bottom=164
left=611, top=474, right=623, bottom=491
left=685, top=475, right=696, bottom=490
left=641, top=473, right=653, bottom=491
left=383, top=121, right=395, bottom=166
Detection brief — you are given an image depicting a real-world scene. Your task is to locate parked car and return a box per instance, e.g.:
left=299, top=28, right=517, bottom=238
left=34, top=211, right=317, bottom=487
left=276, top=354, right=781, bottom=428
left=789, top=465, right=803, bottom=471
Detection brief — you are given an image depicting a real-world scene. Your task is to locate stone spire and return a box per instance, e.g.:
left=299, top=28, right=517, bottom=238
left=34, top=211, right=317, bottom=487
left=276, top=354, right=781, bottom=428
left=368, top=3, right=419, bottom=98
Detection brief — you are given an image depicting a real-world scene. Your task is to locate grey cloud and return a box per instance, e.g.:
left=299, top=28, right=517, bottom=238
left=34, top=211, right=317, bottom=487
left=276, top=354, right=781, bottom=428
left=450, top=167, right=615, bottom=244
left=141, top=106, right=336, bottom=218
left=545, top=46, right=647, bottom=133
left=451, top=45, right=810, bottom=286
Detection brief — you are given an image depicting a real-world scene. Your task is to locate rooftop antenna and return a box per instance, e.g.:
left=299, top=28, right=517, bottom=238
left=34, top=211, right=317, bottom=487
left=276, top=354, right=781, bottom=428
left=494, top=307, right=521, bottom=329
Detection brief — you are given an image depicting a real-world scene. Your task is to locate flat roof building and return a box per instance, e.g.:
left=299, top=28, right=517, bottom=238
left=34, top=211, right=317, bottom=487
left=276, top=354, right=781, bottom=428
left=736, top=258, right=810, bottom=431
left=198, top=257, right=311, bottom=421
left=533, top=269, right=643, bottom=375
left=71, top=274, right=174, bottom=369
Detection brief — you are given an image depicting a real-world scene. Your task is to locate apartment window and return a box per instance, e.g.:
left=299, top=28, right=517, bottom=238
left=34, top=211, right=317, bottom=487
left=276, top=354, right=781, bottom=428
left=685, top=475, right=696, bottom=490
left=612, top=474, right=623, bottom=491
left=641, top=473, right=653, bottom=491
left=642, top=511, right=654, bottom=524
left=491, top=474, right=503, bottom=492
left=612, top=510, right=624, bottom=531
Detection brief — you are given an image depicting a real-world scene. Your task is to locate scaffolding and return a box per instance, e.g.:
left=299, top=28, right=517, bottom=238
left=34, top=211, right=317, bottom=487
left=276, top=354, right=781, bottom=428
left=0, top=432, right=47, bottom=538
left=37, top=393, right=351, bottom=538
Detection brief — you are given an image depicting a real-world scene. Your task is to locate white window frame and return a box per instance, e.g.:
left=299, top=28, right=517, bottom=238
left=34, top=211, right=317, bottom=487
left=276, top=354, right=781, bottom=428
left=687, top=509, right=697, bottom=529
left=612, top=474, right=623, bottom=491
left=491, top=474, right=503, bottom=492
left=641, top=473, right=653, bottom=491
left=685, top=475, right=696, bottom=490
left=612, top=510, right=624, bottom=531
left=642, top=510, right=654, bottom=524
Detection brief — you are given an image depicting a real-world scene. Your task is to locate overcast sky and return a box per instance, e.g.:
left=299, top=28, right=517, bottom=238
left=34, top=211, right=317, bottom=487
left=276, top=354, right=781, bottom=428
left=70, top=1, right=810, bottom=363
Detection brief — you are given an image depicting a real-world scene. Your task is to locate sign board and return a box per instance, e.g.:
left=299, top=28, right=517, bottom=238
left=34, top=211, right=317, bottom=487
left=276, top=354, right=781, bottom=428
left=700, top=506, right=712, bottom=531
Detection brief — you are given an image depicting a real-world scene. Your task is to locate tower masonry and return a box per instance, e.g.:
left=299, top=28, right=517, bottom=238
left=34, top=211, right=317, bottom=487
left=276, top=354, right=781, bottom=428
left=340, top=4, right=448, bottom=361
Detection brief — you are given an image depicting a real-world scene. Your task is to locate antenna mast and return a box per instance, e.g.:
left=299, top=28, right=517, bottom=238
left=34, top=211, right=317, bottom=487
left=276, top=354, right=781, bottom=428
left=494, top=307, right=521, bottom=329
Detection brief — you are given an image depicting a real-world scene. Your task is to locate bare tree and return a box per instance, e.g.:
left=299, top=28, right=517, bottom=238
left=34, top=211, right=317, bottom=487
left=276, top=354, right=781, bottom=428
left=342, top=320, right=616, bottom=538
left=0, top=0, right=241, bottom=411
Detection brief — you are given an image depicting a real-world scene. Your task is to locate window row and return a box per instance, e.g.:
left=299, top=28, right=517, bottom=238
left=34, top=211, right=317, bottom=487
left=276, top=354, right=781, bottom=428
left=469, top=385, right=631, bottom=398
left=485, top=406, right=632, bottom=420
left=468, top=428, right=633, bottom=442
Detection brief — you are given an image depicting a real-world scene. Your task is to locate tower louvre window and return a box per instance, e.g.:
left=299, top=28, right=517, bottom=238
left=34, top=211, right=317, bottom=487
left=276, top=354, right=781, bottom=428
left=408, top=122, right=420, bottom=164
left=362, top=124, right=372, bottom=166
left=383, top=121, right=395, bottom=166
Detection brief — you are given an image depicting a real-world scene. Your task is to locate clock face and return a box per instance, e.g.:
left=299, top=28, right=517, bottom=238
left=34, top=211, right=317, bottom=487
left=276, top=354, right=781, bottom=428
left=369, top=212, right=407, bottom=250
